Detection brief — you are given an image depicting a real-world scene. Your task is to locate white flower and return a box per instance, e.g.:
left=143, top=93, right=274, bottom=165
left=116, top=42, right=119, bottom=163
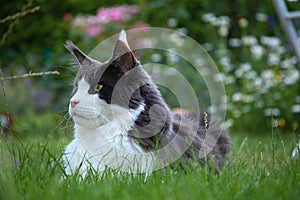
left=280, top=58, right=294, bottom=69
left=151, top=53, right=162, bottom=62
left=223, top=64, right=234, bottom=72
left=177, top=27, right=188, bottom=36
left=275, top=46, right=286, bottom=55
left=210, top=18, right=219, bottom=26
left=264, top=108, right=280, bottom=116
left=283, top=77, right=295, bottom=85
left=170, top=33, right=185, bottom=46
left=235, top=63, right=252, bottom=77
left=261, top=70, right=274, bottom=79
left=218, top=26, right=229, bottom=37
left=235, top=69, right=243, bottom=78
left=272, top=119, right=279, bottom=127
left=255, top=13, right=268, bottom=22
left=198, top=67, right=210, bottom=76
left=202, top=43, right=214, bottom=51
left=72, top=15, right=88, bottom=28
left=166, top=51, right=181, bottom=64
left=261, top=36, right=281, bottom=48
left=242, top=35, right=258, bottom=46
left=219, top=56, right=230, bottom=66
left=267, top=53, right=280, bottom=66
left=291, top=104, right=300, bottom=113
left=208, top=105, right=217, bottom=114
left=219, top=55, right=233, bottom=72
left=292, top=141, right=300, bottom=158
left=250, top=44, right=264, bottom=60
left=240, top=62, right=252, bottom=71
left=290, top=56, right=298, bottom=64
left=280, top=57, right=297, bottom=69
left=224, top=119, right=234, bottom=128
left=283, top=69, right=299, bottom=85
left=232, top=92, right=243, bottom=102
left=242, top=95, right=255, bottom=103
left=253, top=77, right=263, bottom=89
left=202, top=13, right=216, bottom=23
left=196, top=57, right=206, bottom=67
left=167, top=18, right=177, bottom=27
left=229, top=38, right=242, bottom=47
left=238, top=18, right=249, bottom=27
left=203, top=15, right=229, bottom=27
left=214, top=73, right=224, bottom=82
left=286, top=69, right=299, bottom=79
left=217, top=16, right=230, bottom=27
left=224, top=75, right=236, bottom=84
left=245, top=70, right=257, bottom=79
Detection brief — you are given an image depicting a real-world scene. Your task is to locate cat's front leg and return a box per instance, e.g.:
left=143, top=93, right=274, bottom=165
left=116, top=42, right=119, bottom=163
left=63, top=139, right=106, bottom=178
left=63, top=139, right=89, bottom=177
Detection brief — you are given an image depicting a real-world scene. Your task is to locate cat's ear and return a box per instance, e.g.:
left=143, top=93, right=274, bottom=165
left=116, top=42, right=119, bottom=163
left=111, top=30, right=139, bottom=71
left=65, top=40, right=95, bottom=68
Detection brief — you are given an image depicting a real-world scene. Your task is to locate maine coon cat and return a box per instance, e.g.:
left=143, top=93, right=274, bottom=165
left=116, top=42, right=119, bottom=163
left=63, top=30, right=231, bottom=177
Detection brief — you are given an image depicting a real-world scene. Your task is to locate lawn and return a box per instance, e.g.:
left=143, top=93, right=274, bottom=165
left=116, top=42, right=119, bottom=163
left=1, top=1, right=300, bottom=199
left=0, top=115, right=299, bottom=200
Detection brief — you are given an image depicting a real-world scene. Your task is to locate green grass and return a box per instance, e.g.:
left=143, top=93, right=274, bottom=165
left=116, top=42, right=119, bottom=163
left=0, top=125, right=299, bottom=200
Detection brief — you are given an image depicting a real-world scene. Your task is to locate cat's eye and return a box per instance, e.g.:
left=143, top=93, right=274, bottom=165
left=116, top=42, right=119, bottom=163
left=95, top=84, right=103, bottom=93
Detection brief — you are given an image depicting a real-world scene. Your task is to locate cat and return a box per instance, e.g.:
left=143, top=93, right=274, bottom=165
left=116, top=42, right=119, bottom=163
left=63, top=30, right=231, bottom=177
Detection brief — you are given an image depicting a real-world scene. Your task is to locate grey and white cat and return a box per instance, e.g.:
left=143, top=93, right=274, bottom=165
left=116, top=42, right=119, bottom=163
left=63, top=30, right=231, bottom=177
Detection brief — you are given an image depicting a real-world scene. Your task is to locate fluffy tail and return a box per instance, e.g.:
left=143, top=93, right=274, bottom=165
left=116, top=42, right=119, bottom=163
left=171, top=112, right=231, bottom=171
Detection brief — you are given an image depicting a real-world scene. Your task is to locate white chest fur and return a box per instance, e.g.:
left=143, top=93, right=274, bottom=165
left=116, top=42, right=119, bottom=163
left=63, top=79, right=155, bottom=177
left=63, top=123, right=155, bottom=177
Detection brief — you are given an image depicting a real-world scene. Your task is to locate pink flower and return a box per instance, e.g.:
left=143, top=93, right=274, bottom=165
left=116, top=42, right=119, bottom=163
left=126, top=5, right=139, bottom=14
left=87, top=16, right=100, bottom=25
left=130, top=20, right=150, bottom=29
left=97, top=8, right=108, bottom=18
left=96, top=5, right=140, bottom=22
left=109, top=7, right=123, bottom=21
left=85, top=26, right=101, bottom=37
left=70, top=5, right=141, bottom=36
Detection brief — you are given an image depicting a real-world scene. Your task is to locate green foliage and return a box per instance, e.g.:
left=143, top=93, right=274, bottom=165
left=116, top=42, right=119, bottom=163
left=1, top=0, right=300, bottom=134
left=1, top=2, right=300, bottom=198
left=12, top=112, right=70, bottom=138
left=0, top=129, right=299, bottom=199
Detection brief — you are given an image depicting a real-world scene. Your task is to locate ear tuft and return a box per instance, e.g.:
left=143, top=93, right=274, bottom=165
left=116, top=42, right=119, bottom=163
left=111, top=30, right=140, bottom=72
left=64, top=40, right=91, bottom=66
left=118, top=29, right=128, bottom=44
left=113, top=30, right=132, bottom=61
left=117, top=29, right=132, bottom=51
left=64, top=40, right=77, bottom=53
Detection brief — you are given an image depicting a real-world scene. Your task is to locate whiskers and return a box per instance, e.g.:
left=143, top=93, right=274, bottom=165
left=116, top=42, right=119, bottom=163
left=70, top=105, right=111, bottom=127
left=60, top=110, right=74, bottom=129
left=72, top=106, right=100, bottom=119
left=48, top=109, right=74, bottom=137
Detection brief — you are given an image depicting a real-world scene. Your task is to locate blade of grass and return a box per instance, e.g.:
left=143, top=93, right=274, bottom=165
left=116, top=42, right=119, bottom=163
left=0, top=68, right=10, bottom=136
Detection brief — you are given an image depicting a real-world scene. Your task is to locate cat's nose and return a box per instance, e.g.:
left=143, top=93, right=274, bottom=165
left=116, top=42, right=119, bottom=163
left=70, top=100, right=79, bottom=108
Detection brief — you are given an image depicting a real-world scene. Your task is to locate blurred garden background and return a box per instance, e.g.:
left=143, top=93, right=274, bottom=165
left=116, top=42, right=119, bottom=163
left=1, top=0, right=300, bottom=137
left=1, top=1, right=300, bottom=199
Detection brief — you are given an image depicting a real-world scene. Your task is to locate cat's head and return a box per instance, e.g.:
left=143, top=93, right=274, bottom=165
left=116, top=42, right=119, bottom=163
left=65, top=30, right=168, bottom=131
